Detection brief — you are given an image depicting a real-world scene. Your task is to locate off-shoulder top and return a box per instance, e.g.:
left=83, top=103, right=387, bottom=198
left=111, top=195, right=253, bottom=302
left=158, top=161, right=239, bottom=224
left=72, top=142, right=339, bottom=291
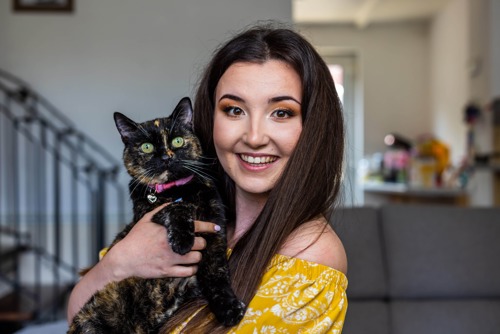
left=175, top=252, right=348, bottom=333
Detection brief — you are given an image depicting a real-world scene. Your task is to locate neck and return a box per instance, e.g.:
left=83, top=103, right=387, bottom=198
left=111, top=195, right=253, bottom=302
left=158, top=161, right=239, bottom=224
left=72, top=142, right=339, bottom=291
left=228, top=190, right=268, bottom=248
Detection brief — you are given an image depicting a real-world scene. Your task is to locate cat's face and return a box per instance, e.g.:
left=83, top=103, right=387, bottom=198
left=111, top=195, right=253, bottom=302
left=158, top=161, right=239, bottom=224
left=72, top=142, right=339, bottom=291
left=114, top=98, right=202, bottom=185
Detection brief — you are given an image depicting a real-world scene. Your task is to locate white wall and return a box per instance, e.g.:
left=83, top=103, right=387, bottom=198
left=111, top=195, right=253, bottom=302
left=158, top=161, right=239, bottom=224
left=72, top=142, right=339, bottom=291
left=430, top=0, right=497, bottom=164
left=429, top=0, right=469, bottom=165
left=492, top=0, right=500, bottom=97
left=298, top=22, right=431, bottom=155
left=429, top=0, right=497, bottom=206
left=0, top=0, right=292, bottom=166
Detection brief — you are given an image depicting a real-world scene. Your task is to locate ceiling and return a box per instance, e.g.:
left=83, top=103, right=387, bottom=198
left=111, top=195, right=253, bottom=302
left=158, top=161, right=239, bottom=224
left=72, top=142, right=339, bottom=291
left=292, top=0, right=451, bottom=28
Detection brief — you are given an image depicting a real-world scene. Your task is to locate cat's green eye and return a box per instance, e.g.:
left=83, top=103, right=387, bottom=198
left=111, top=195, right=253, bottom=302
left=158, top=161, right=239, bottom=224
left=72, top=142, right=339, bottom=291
left=141, top=143, right=154, bottom=153
left=171, top=137, right=184, bottom=148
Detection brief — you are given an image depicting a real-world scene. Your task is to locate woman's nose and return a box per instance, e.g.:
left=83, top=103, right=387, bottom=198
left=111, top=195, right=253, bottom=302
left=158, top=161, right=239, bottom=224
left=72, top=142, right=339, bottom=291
left=242, top=117, right=270, bottom=148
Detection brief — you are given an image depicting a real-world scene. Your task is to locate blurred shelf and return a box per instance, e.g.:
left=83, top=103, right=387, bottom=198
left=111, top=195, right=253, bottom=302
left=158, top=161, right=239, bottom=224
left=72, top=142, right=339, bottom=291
left=363, top=182, right=466, bottom=197
left=473, top=164, right=500, bottom=172
left=363, top=182, right=468, bottom=206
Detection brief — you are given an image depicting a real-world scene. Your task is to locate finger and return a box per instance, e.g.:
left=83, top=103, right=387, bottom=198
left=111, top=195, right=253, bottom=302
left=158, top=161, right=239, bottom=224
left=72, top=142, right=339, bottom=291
left=169, top=265, right=198, bottom=277
left=194, top=220, right=221, bottom=233
left=182, top=251, right=202, bottom=264
left=142, top=203, right=170, bottom=220
left=150, top=202, right=170, bottom=215
left=191, top=237, right=207, bottom=251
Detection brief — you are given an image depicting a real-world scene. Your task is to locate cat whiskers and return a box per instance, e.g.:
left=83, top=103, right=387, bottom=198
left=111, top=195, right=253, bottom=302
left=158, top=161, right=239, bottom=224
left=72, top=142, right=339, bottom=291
left=129, top=169, right=157, bottom=198
left=199, top=156, right=218, bottom=165
left=181, top=161, right=215, bottom=182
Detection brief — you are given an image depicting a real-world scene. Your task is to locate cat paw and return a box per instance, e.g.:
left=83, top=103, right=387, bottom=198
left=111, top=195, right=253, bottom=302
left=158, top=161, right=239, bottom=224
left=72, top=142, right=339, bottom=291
left=159, top=203, right=196, bottom=255
left=170, top=231, right=195, bottom=255
left=214, top=299, right=247, bottom=327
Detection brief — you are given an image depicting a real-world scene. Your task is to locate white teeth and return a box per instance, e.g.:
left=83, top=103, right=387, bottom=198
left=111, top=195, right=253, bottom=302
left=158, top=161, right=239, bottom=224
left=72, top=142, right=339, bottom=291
left=240, top=154, right=276, bottom=164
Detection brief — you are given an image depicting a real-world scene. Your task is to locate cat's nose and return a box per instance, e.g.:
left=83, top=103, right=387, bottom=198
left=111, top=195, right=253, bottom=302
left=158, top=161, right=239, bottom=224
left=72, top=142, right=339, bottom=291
left=162, top=149, right=174, bottom=160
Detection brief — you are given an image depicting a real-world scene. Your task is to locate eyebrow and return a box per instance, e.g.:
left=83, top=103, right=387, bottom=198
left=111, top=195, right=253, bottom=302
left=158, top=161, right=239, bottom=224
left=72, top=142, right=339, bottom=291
left=269, top=96, right=301, bottom=105
left=218, top=94, right=244, bottom=103
left=218, top=94, right=301, bottom=105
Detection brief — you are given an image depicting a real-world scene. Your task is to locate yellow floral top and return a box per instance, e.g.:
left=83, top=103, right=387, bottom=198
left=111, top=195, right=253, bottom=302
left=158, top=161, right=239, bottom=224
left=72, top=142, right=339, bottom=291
left=176, top=253, right=348, bottom=333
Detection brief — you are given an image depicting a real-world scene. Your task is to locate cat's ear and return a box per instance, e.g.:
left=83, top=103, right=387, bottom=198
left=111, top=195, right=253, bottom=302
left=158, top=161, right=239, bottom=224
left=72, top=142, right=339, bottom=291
left=114, top=112, right=138, bottom=144
left=171, top=97, right=193, bottom=129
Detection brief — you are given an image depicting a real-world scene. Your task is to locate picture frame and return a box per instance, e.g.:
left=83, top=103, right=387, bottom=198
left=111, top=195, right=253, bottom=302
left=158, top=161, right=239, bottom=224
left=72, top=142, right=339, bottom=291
left=13, top=0, right=74, bottom=13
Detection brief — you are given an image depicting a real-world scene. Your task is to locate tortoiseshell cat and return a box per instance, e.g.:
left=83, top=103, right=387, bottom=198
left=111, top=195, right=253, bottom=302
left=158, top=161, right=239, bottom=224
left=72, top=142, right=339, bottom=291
left=68, top=97, right=246, bottom=334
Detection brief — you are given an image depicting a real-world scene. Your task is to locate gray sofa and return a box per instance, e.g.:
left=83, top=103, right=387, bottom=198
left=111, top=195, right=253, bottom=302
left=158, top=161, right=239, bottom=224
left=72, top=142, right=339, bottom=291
left=331, top=205, right=500, bottom=334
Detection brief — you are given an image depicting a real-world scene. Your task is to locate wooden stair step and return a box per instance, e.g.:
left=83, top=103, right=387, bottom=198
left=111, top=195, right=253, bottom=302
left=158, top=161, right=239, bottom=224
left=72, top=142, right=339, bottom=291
left=0, top=285, right=71, bottom=322
left=0, top=245, right=29, bottom=274
left=0, top=245, right=29, bottom=260
left=0, top=291, right=35, bottom=322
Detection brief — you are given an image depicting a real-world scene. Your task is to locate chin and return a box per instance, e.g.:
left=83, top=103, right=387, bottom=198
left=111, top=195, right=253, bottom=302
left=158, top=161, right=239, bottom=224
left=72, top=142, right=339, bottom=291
left=238, top=183, right=274, bottom=196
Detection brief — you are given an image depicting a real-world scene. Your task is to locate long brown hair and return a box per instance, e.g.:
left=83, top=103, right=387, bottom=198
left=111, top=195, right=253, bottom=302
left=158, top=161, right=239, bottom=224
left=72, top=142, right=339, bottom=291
left=164, top=23, right=344, bottom=333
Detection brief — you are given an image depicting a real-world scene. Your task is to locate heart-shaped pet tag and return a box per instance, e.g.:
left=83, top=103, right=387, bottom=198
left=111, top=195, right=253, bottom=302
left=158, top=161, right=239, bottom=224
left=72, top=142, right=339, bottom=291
left=147, top=194, right=157, bottom=203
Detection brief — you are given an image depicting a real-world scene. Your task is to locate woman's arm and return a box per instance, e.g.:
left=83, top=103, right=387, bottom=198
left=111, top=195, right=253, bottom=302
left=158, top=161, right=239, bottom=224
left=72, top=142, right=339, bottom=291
left=66, top=204, right=219, bottom=323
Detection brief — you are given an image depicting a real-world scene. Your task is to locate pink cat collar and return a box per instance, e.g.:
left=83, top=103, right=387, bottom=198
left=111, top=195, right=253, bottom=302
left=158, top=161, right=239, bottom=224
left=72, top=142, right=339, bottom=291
left=149, top=175, right=194, bottom=193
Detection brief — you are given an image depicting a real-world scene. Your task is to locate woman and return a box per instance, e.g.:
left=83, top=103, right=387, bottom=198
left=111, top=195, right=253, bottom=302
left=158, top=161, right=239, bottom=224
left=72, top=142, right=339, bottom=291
left=67, top=24, right=347, bottom=333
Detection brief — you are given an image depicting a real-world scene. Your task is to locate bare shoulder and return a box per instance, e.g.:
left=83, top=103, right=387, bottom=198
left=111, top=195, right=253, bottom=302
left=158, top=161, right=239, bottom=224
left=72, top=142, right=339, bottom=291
left=279, top=216, right=347, bottom=274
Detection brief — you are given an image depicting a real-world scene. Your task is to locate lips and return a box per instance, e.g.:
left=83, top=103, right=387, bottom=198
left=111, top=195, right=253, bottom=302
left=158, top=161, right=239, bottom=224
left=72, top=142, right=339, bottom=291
left=239, top=154, right=277, bottom=165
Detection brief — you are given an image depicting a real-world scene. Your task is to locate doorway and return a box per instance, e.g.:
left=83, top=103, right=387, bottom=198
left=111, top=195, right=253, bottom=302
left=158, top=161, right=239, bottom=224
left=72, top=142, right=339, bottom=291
left=322, top=54, right=363, bottom=206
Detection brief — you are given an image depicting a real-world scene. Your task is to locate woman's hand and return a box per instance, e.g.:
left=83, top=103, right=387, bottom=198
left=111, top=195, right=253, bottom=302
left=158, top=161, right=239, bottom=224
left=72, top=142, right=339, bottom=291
left=67, top=204, right=219, bottom=323
left=106, top=203, right=219, bottom=280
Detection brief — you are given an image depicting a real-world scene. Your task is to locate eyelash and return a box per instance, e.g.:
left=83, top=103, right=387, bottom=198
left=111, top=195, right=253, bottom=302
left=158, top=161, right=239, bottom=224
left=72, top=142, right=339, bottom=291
left=271, top=108, right=296, bottom=118
left=222, top=106, right=244, bottom=117
left=221, top=106, right=297, bottom=119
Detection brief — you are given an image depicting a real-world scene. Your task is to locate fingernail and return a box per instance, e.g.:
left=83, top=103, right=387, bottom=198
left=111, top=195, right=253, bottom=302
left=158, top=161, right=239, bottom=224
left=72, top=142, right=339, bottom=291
left=214, top=225, right=221, bottom=232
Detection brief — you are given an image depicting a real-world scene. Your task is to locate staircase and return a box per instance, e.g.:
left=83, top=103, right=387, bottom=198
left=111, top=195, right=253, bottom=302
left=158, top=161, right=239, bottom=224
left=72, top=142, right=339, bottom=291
left=0, top=69, right=127, bottom=331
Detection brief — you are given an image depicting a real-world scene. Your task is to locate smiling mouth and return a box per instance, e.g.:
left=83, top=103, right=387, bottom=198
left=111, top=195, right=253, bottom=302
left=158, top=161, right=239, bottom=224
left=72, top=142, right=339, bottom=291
left=239, top=154, right=278, bottom=164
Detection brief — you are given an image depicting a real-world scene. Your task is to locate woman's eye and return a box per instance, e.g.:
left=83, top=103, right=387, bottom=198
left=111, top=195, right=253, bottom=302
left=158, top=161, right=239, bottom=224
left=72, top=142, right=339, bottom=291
left=272, top=109, right=294, bottom=118
left=141, top=143, right=154, bottom=153
left=171, top=137, right=184, bottom=148
left=223, top=106, right=245, bottom=117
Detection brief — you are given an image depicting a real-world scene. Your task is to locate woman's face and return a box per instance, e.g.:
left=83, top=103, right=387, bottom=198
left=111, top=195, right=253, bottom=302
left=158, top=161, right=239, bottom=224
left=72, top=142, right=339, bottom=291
left=213, top=60, right=303, bottom=197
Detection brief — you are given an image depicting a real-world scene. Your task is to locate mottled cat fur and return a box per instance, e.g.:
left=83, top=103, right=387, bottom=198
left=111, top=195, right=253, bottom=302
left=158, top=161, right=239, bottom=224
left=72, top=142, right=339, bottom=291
left=68, top=97, right=246, bottom=334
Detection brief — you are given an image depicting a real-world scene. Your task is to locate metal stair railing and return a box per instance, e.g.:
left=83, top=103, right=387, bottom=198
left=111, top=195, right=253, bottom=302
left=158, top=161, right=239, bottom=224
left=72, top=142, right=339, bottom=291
left=0, top=68, right=127, bottom=323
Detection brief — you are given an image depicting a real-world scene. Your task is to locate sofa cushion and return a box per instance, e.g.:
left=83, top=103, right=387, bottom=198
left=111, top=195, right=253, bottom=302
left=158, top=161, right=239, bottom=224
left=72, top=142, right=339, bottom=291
left=342, top=301, right=390, bottom=334
left=390, top=299, right=500, bottom=334
left=381, top=205, right=500, bottom=298
left=331, top=207, right=388, bottom=298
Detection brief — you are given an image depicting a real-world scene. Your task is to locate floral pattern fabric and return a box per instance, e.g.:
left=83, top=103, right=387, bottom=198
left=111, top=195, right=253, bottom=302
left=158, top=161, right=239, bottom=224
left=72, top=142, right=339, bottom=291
left=174, top=253, right=348, bottom=333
